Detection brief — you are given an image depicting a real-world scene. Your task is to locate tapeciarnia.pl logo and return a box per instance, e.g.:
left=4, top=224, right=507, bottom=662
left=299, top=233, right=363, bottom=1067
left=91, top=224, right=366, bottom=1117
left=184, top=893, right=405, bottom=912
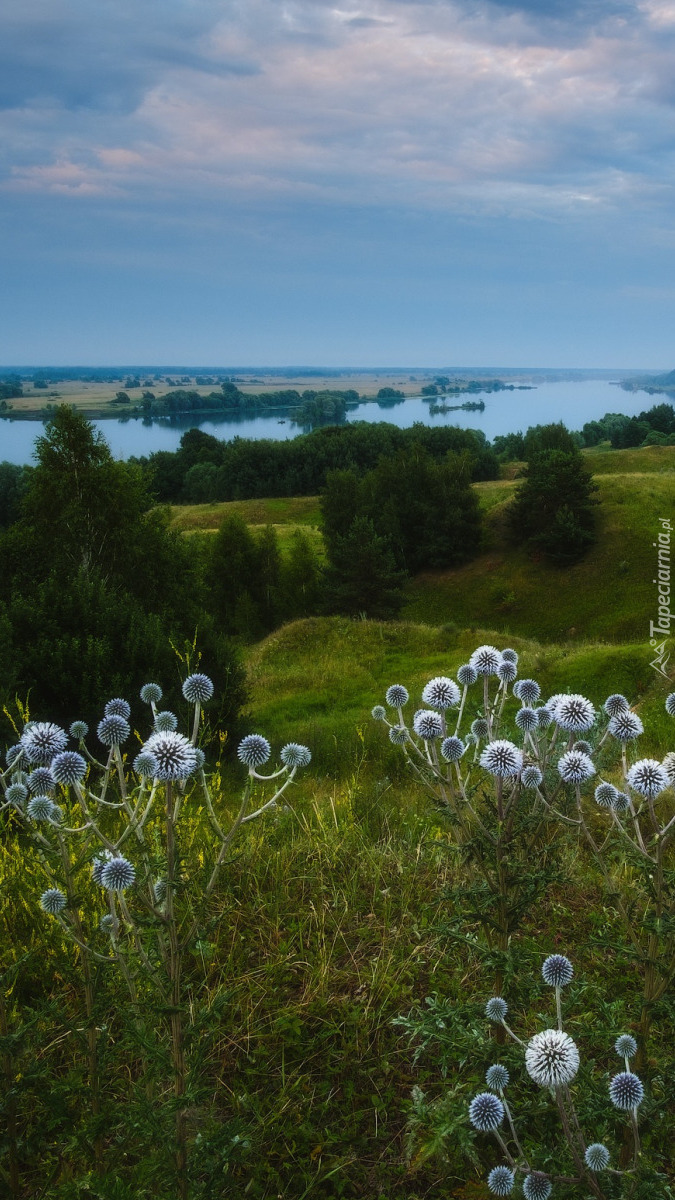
left=649, top=517, right=672, bottom=679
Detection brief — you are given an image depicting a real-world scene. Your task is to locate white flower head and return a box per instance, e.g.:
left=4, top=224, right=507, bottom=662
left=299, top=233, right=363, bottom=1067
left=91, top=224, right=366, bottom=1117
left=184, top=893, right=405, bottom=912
left=525, top=1028, right=580, bottom=1089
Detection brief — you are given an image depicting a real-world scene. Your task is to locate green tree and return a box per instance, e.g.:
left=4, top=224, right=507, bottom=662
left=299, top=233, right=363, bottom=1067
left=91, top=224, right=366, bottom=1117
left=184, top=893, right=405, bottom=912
left=208, top=514, right=261, bottom=639
left=508, top=445, right=599, bottom=565
left=323, top=516, right=406, bottom=619
left=281, top=530, right=323, bottom=618
left=256, top=525, right=282, bottom=632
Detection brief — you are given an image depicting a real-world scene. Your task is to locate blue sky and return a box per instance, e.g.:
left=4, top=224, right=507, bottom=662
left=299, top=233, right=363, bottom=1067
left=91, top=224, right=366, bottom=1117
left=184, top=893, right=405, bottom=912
left=2, top=0, right=675, bottom=367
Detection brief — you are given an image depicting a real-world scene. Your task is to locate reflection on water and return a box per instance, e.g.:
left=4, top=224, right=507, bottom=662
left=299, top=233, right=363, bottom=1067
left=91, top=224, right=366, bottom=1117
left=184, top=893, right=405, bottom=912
left=0, top=379, right=652, bottom=465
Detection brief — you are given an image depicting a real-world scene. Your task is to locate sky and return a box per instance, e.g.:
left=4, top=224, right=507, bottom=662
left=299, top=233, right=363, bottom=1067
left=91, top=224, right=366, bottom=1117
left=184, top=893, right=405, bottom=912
left=2, top=0, right=675, bottom=367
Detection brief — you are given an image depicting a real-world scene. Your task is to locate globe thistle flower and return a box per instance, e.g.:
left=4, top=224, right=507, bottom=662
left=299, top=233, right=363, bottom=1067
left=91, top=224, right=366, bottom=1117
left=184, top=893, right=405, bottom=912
left=664, top=692, right=675, bottom=717
left=464, top=732, right=478, bottom=746
left=134, top=751, right=158, bottom=778
left=557, top=750, right=595, bottom=785
left=413, top=710, right=444, bottom=740
left=604, top=693, right=630, bottom=717
left=514, top=679, right=541, bottom=705
left=101, top=857, right=136, bottom=892
left=501, top=649, right=518, bottom=665
left=468, top=1092, right=505, bottom=1132
left=662, top=751, right=675, bottom=784
left=51, top=751, right=87, bottom=786
left=104, top=698, right=131, bottom=720
left=609, top=1071, right=644, bottom=1110
left=422, top=676, right=461, bottom=709
left=441, top=735, right=464, bottom=762
left=573, top=740, right=593, bottom=755
left=608, top=711, right=643, bottom=742
left=385, top=684, right=409, bottom=708
left=69, top=720, right=88, bottom=740
left=542, top=954, right=573, bottom=988
left=525, top=1029, right=580, bottom=1088
left=554, top=694, right=596, bottom=733
left=471, top=718, right=490, bottom=739
left=485, top=996, right=508, bottom=1023
left=91, top=851, right=114, bottom=885
left=143, top=731, right=198, bottom=780
left=627, top=758, right=669, bottom=798
left=522, top=1173, right=552, bottom=1200
left=470, top=645, right=502, bottom=676
left=140, top=682, right=162, bottom=705
left=27, top=796, right=56, bottom=821
left=521, top=765, right=543, bottom=789
left=100, top=914, right=115, bottom=932
left=49, top=804, right=63, bottom=824
left=237, top=734, right=272, bottom=768
left=97, top=714, right=130, bottom=747
left=7, top=782, right=28, bottom=807
left=615, top=1034, right=637, bottom=1060
left=6, top=743, right=23, bottom=767
left=389, top=726, right=408, bottom=745
left=486, top=1064, right=509, bottom=1091
left=154, top=710, right=178, bottom=733
left=40, top=888, right=67, bottom=915
left=487, top=1166, right=514, bottom=1196
left=611, top=791, right=631, bottom=814
left=498, top=660, right=518, bottom=685
left=280, top=743, right=311, bottom=768
left=457, top=663, right=478, bottom=686
left=480, top=740, right=523, bottom=778
left=536, top=707, right=553, bottom=729
left=371, top=705, right=387, bottom=721
left=544, top=693, right=566, bottom=715
left=515, top=707, right=538, bottom=733
left=182, top=673, right=214, bottom=704
left=193, top=747, right=206, bottom=770
left=27, top=767, right=54, bottom=795
left=20, top=722, right=68, bottom=765
left=585, top=1143, right=610, bottom=1172
left=594, top=781, right=617, bottom=808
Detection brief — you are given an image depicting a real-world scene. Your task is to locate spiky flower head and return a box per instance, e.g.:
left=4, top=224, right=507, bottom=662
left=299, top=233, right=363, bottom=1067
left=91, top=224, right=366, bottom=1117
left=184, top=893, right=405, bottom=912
left=371, top=705, right=387, bottom=721
left=663, top=751, right=675, bottom=784
left=101, top=857, right=136, bottom=892
left=385, top=684, right=409, bottom=708
left=97, top=714, right=130, bottom=747
left=485, top=996, right=508, bottom=1023
left=525, top=1029, right=580, bottom=1088
left=134, top=751, right=158, bottom=777
left=501, top=649, right=518, bottom=665
left=441, top=735, right=464, bottom=762
left=627, top=759, right=669, bottom=798
left=498, top=660, right=518, bottom=684
left=50, top=803, right=63, bottom=824
left=51, top=751, right=87, bottom=786
left=389, top=726, right=408, bottom=745
left=542, top=954, right=573, bottom=988
left=91, top=851, right=114, bottom=885
left=558, top=750, right=595, bottom=784
left=6, top=743, right=23, bottom=767
left=422, top=676, right=461, bottom=709
left=480, top=740, right=523, bottom=777
left=40, top=888, right=67, bottom=915
left=604, top=693, right=630, bottom=717
left=585, top=1144, right=610, bottom=1172
left=470, top=645, right=502, bottom=676
left=27, top=795, right=56, bottom=821
left=515, top=707, right=538, bottom=732
left=413, top=710, right=444, bottom=740
left=140, top=682, right=162, bottom=705
left=143, top=731, right=198, bottom=780
left=280, top=742, right=312, bottom=768
left=27, top=767, right=54, bottom=795
left=615, top=1034, right=638, bottom=1060
left=594, top=782, right=617, bottom=808
left=154, top=710, right=178, bottom=733
left=573, top=739, right=593, bottom=755
left=193, top=747, right=206, bottom=770
left=104, top=698, right=131, bottom=720
left=20, top=722, right=67, bottom=765
left=182, top=673, right=214, bottom=704
left=69, top=720, right=88, bottom=740
left=7, top=782, right=28, bottom=807
left=608, top=711, right=643, bottom=742
left=486, top=1064, right=509, bottom=1091
left=457, top=663, right=478, bottom=686
left=468, top=1092, right=505, bottom=1132
left=664, top=692, right=675, bottom=717
left=515, top=679, right=541, bottom=705
left=523, top=1174, right=552, bottom=1200
left=612, top=791, right=630, bottom=813
left=609, top=1071, right=644, bottom=1110
left=100, top=914, right=115, bottom=932
left=471, top=718, right=490, bottom=738
left=536, top=707, right=553, bottom=729
left=555, top=694, right=596, bottom=733
left=521, top=765, right=543, bottom=789
left=487, top=1166, right=514, bottom=1196
left=237, top=734, right=272, bottom=768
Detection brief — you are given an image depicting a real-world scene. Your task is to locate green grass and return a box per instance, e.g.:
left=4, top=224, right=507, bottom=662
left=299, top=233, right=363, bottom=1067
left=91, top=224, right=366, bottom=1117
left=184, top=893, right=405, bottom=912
left=171, top=495, right=322, bottom=532
left=581, top=443, right=675, bottom=474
